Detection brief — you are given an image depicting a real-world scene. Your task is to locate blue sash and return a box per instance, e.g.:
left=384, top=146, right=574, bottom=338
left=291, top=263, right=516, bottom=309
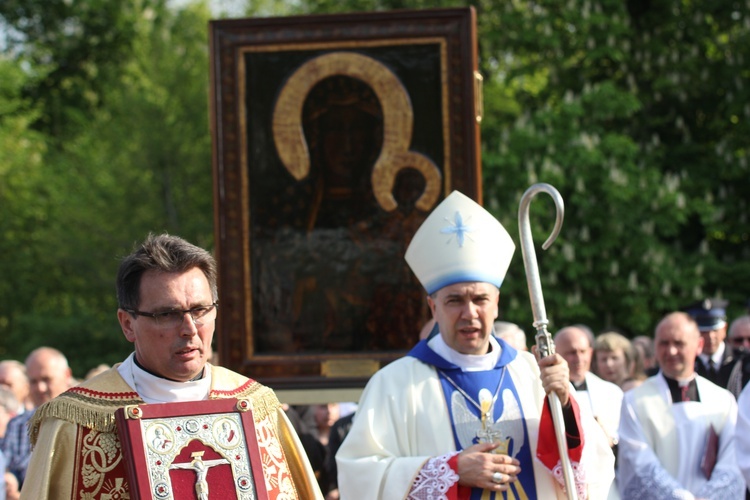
left=409, top=340, right=537, bottom=500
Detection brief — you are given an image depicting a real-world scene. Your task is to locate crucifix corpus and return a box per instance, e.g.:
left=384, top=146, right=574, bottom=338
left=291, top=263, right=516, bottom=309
left=169, top=450, right=230, bottom=500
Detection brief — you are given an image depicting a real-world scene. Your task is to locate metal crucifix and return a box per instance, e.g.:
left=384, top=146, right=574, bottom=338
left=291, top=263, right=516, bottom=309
left=170, top=451, right=230, bottom=500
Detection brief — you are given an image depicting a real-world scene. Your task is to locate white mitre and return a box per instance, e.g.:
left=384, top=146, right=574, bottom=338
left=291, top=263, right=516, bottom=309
left=405, top=190, right=515, bottom=294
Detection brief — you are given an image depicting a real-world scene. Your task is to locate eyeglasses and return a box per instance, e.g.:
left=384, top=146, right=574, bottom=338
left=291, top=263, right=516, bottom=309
left=124, top=302, right=218, bottom=329
left=731, top=336, right=750, bottom=347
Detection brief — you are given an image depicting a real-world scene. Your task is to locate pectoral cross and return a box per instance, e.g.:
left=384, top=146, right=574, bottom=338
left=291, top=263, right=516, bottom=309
left=476, top=390, right=509, bottom=455
left=477, top=422, right=505, bottom=444
left=477, top=389, right=500, bottom=443
left=170, top=451, right=230, bottom=500
left=477, top=415, right=509, bottom=454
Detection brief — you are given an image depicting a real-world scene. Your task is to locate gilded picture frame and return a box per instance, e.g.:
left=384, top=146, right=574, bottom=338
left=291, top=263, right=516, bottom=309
left=209, top=7, right=482, bottom=389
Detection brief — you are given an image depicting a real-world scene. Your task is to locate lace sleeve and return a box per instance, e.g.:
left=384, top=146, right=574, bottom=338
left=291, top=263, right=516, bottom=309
left=620, top=462, right=695, bottom=500
left=407, top=452, right=461, bottom=500
left=693, top=468, right=746, bottom=500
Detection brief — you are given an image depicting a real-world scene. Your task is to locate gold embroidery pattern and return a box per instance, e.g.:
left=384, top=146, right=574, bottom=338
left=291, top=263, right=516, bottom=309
left=78, top=429, right=129, bottom=500
left=255, top=415, right=295, bottom=499
left=100, top=478, right=129, bottom=500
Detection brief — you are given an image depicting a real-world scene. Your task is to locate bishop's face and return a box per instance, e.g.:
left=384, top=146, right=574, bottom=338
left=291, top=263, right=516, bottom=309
left=428, top=282, right=499, bottom=355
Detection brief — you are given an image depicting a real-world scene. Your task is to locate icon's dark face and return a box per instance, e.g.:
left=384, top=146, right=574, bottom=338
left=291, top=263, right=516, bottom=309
left=320, top=106, right=378, bottom=176
left=303, top=75, right=383, bottom=188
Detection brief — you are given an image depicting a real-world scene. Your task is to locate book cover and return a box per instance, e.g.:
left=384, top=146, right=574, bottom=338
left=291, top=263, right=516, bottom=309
left=700, top=424, right=719, bottom=479
left=114, top=398, right=268, bottom=500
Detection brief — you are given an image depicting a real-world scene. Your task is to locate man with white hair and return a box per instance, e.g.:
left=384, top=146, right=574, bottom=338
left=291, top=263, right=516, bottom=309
left=554, top=326, right=623, bottom=449
left=555, top=325, right=623, bottom=499
left=727, top=315, right=750, bottom=398
left=337, top=191, right=614, bottom=499
left=494, top=321, right=528, bottom=351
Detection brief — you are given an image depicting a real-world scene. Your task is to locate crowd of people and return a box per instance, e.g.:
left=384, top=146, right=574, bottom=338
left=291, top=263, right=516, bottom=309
left=552, top=300, right=750, bottom=499
left=2, top=194, right=750, bottom=499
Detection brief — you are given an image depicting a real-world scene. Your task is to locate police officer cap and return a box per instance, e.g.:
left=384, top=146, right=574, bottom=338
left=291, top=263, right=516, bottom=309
left=683, top=298, right=728, bottom=332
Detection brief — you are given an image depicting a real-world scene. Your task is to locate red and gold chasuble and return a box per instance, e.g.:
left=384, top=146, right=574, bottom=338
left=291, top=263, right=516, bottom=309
left=24, top=365, right=320, bottom=500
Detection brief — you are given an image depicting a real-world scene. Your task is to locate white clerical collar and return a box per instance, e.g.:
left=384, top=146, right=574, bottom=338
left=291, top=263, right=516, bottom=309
left=660, top=371, right=696, bottom=386
left=698, top=341, right=725, bottom=367
left=117, top=352, right=212, bottom=404
left=428, top=333, right=501, bottom=371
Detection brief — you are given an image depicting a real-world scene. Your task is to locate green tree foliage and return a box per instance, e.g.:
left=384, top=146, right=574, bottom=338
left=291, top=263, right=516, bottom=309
left=480, top=0, right=750, bottom=335
left=1, top=0, right=749, bottom=375
left=1, top=0, right=140, bottom=137
left=0, top=57, right=49, bottom=358
left=0, top=1, right=215, bottom=375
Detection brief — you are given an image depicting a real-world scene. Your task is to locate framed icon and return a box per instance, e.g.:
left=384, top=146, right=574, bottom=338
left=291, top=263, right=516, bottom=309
left=210, top=7, right=483, bottom=389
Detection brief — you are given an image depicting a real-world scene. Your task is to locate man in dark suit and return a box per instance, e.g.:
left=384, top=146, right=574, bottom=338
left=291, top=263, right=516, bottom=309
left=686, top=298, right=741, bottom=390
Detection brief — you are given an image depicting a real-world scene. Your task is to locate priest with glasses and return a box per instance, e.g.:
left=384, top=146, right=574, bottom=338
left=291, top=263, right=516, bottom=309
left=22, top=233, right=322, bottom=500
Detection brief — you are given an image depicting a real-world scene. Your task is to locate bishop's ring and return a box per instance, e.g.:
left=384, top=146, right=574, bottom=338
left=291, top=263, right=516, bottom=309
left=492, top=471, right=503, bottom=484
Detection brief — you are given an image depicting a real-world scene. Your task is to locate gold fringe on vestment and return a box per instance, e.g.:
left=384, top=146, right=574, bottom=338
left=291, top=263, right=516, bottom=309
left=28, top=390, right=143, bottom=445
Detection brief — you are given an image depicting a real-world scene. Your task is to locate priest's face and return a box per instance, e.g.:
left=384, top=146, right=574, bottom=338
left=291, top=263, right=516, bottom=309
left=118, top=267, right=215, bottom=382
left=427, top=282, right=499, bottom=355
left=655, top=312, right=703, bottom=380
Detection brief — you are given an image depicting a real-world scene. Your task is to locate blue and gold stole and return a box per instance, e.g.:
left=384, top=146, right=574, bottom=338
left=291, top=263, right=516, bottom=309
left=409, top=339, right=537, bottom=500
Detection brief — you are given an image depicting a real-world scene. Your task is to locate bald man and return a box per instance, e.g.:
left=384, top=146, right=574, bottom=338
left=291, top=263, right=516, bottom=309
left=617, top=312, right=744, bottom=498
left=555, top=326, right=623, bottom=448
left=2, top=347, right=72, bottom=496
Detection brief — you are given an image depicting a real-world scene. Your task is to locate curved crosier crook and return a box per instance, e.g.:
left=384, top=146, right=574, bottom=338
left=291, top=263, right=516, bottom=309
left=271, top=51, right=442, bottom=213
left=518, top=183, right=576, bottom=500
left=518, top=183, right=564, bottom=329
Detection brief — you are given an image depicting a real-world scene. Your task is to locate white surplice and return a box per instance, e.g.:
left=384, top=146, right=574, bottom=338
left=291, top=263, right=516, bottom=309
left=576, top=372, right=623, bottom=500
left=617, top=373, right=744, bottom=499
left=736, top=382, right=750, bottom=491
left=576, top=372, right=623, bottom=445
